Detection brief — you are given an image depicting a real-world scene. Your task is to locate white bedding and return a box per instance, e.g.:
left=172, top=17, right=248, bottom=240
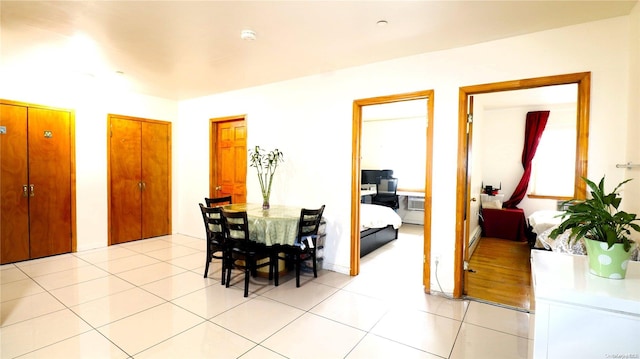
left=360, top=203, right=402, bottom=231
left=528, top=210, right=565, bottom=249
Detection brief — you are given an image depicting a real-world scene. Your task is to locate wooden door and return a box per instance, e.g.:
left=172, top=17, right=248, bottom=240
left=28, top=107, right=72, bottom=258
left=0, top=104, right=30, bottom=263
left=214, top=119, right=246, bottom=203
left=141, top=121, right=170, bottom=239
left=109, top=115, right=171, bottom=244
left=110, top=117, right=142, bottom=244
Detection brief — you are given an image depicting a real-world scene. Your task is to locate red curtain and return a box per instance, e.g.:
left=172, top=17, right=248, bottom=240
left=503, top=111, right=550, bottom=209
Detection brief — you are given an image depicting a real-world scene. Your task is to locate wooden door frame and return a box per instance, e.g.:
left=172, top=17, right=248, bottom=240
left=107, top=114, right=172, bottom=245
left=350, top=90, right=434, bottom=292
left=453, top=72, right=591, bottom=298
left=209, top=115, right=247, bottom=198
left=0, top=99, right=77, bottom=255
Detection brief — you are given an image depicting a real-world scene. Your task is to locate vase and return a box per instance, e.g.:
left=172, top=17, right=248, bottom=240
left=583, top=238, right=635, bottom=279
left=262, top=196, right=270, bottom=210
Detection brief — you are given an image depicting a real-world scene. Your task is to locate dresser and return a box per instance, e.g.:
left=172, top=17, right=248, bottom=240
left=531, top=250, right=640, bottom=359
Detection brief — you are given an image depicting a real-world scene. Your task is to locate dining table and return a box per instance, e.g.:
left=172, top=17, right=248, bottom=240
left=221, top=203, right=302, bottom=246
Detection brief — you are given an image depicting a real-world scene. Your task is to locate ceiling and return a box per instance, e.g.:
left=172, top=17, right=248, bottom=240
left=1, top=1, right=637, bottom=100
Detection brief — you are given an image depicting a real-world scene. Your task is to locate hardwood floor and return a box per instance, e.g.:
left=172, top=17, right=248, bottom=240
left=465, top=236, right=534, bottom=312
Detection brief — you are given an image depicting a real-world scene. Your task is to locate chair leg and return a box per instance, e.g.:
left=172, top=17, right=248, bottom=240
left=203, top=248, right=211, bottom=278
left=225, top=258, right=232, bottom=288
left=220, top=257, right=226, bottom=286
left=274, top=252, right=279, bottom=286
left=244, top=268, right=250, bottom=297
left=312, top=251, right=318, bottom=278
left=295, top=256, right=301, bottom=288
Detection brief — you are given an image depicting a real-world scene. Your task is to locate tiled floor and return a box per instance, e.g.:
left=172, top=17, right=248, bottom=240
left=1, top=224, right=534, bottom=358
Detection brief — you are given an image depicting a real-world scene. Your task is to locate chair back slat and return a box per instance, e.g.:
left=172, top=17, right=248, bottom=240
left=297, top=205, right=325, bottom=238
left=205, top=196, right=232, bottom=207
left=199, top=203, right=224, bottom=239
left=221, top=210, right=250, bottom=241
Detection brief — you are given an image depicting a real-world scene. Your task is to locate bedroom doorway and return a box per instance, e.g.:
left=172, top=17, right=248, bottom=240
left=453, top=72, right=591, bottom=309
left=350, top=90, right=434, bottom=293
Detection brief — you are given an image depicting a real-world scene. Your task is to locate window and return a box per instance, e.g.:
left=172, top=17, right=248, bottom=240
left=529, top=111, right=576, bottom=198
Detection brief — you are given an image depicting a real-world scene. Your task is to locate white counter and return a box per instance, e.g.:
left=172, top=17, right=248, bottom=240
left=531, top=250, right=640, bottom=359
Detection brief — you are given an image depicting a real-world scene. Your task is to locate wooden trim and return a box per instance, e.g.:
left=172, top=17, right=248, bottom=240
left=454, top=72, right=591, bottom=298
left=351, top=90, right=434, bottom=294
left=0, top=99, right=77, bottom=253
left=527, top=194, right=573, bottom=201
left=208, top=115, right=247, bottom=199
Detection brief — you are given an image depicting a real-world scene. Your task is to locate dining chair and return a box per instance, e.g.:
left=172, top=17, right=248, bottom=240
left=204, top=195, right=232, bottom=207
left=372, top=177, right=399, bottom=209
left=199, top=203, right=228, bottom=282
left=221, top=209, right=274, bottom=297
left=277, top=205, right=325, bottom=287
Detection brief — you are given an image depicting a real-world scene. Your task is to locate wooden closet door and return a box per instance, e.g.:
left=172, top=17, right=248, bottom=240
left=141, top=121, right=170, bottom=239
left=110, top=117, right=142, bottom=244
left=0, top=104, right=30, bottom=263
left=28, top=107, right=72, bottom=258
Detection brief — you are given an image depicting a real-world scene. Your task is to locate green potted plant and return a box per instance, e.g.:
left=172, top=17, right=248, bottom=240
left=550, top=176, right=639, bottom=279
left=248, top=145, right=284, bottom=210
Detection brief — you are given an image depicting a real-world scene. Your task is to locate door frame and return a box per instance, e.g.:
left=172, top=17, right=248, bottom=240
left=350, top=90, right=434, bottom=292
left=209, top=115, right=247, bottom=199
left=453, top=72, right=591, bottom=297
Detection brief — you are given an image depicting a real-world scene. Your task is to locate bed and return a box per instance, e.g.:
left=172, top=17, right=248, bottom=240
left=527, top=210, right=565, bottom=249
left=360, top=203, right=402, bottom=257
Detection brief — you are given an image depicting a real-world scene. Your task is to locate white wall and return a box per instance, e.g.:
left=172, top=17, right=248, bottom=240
left=624, top=3, right=640, bottom=238
left=176, top=16, right=634, bottom=292
left=0, top=74, right=178, bottom=251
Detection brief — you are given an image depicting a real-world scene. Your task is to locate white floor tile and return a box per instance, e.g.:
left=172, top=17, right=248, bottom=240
left=135, top=321, right=256, bottom=359
left=70, top=287, right=165, bottom=327
left=49, top=275, right=135, bottom=307
left=97, top=302, right=204, bottom=355
left=1, top=291, right=65, bottom=327
left=261, top=312, right=366, bottom=359
left=450, top=322, right=533, bottom=359
left=370, top=308, right=461, bottom=358
left=0, top=309, right=92, bottom=358
left=115, top=262, right=186, bottom=286
left=15, top=254, right=91, bottom=277
left=32, top=265, right=109, bottom=291
left=141, top=271, right=216, bottom=300
left=464, top=301, right=533, bottom=339
left=210, top=296, right=304, bottom=343
left=310, top=289, right=389, bottom=331
left=346, top=333, right=442, bottom=359
left=1, top=278, right=46, bottom=302
left=145, top=245, right=201, bottom=261
left=261, top=279, right=339, bottom=310
left=0, top=265, right=28, bottom=284
left=171, top=284, right=249, bottom=319
left=18, top=330, right=129, bottom=359
left=93, top=253, right=160, bottom=274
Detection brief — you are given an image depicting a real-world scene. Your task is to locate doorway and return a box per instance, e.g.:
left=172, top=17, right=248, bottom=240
left=453, top=72, right=591, bottom=301
left=209, top=115, right=247, bottom=203
left=350, top=90, right=434, bottom=292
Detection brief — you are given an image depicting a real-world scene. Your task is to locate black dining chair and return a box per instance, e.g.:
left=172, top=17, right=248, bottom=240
left=199, top=203, right=227, bottom=282
left=276, top=205, right=325, bottom=287
left=372, top=177, right=399, bottom=209
left=221, top=209, right=274, bottom=297
left=205, top=195, right=232, bottom=208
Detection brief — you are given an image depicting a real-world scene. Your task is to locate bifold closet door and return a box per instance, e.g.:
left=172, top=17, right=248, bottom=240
left=1, top=104, right=72, bottom=263
left=110, top=116, right=170, bottom=245
left=1, top=104, right=30, bottom=263
left=27, top=107, right=72, bottom=258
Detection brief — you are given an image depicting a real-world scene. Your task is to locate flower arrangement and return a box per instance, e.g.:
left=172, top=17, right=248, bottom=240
left=248, top=145, right=284, bottom=209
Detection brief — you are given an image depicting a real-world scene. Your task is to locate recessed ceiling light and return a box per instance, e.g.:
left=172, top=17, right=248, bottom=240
left=241, top=29, right=257, bottom=40
left=377, top=20, right=388, bottom=26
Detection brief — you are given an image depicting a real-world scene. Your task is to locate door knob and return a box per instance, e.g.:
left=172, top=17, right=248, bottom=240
left=22, top=185, right=28, bottom=197
left=216, top=186, right=222, bottom=191
left=471, top=197, right=477, bottom=202
left=29, top=184, right=35, bottom=197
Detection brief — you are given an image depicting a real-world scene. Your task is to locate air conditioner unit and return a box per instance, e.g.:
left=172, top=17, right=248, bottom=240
left=407, top=196, right=425, bottom=211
